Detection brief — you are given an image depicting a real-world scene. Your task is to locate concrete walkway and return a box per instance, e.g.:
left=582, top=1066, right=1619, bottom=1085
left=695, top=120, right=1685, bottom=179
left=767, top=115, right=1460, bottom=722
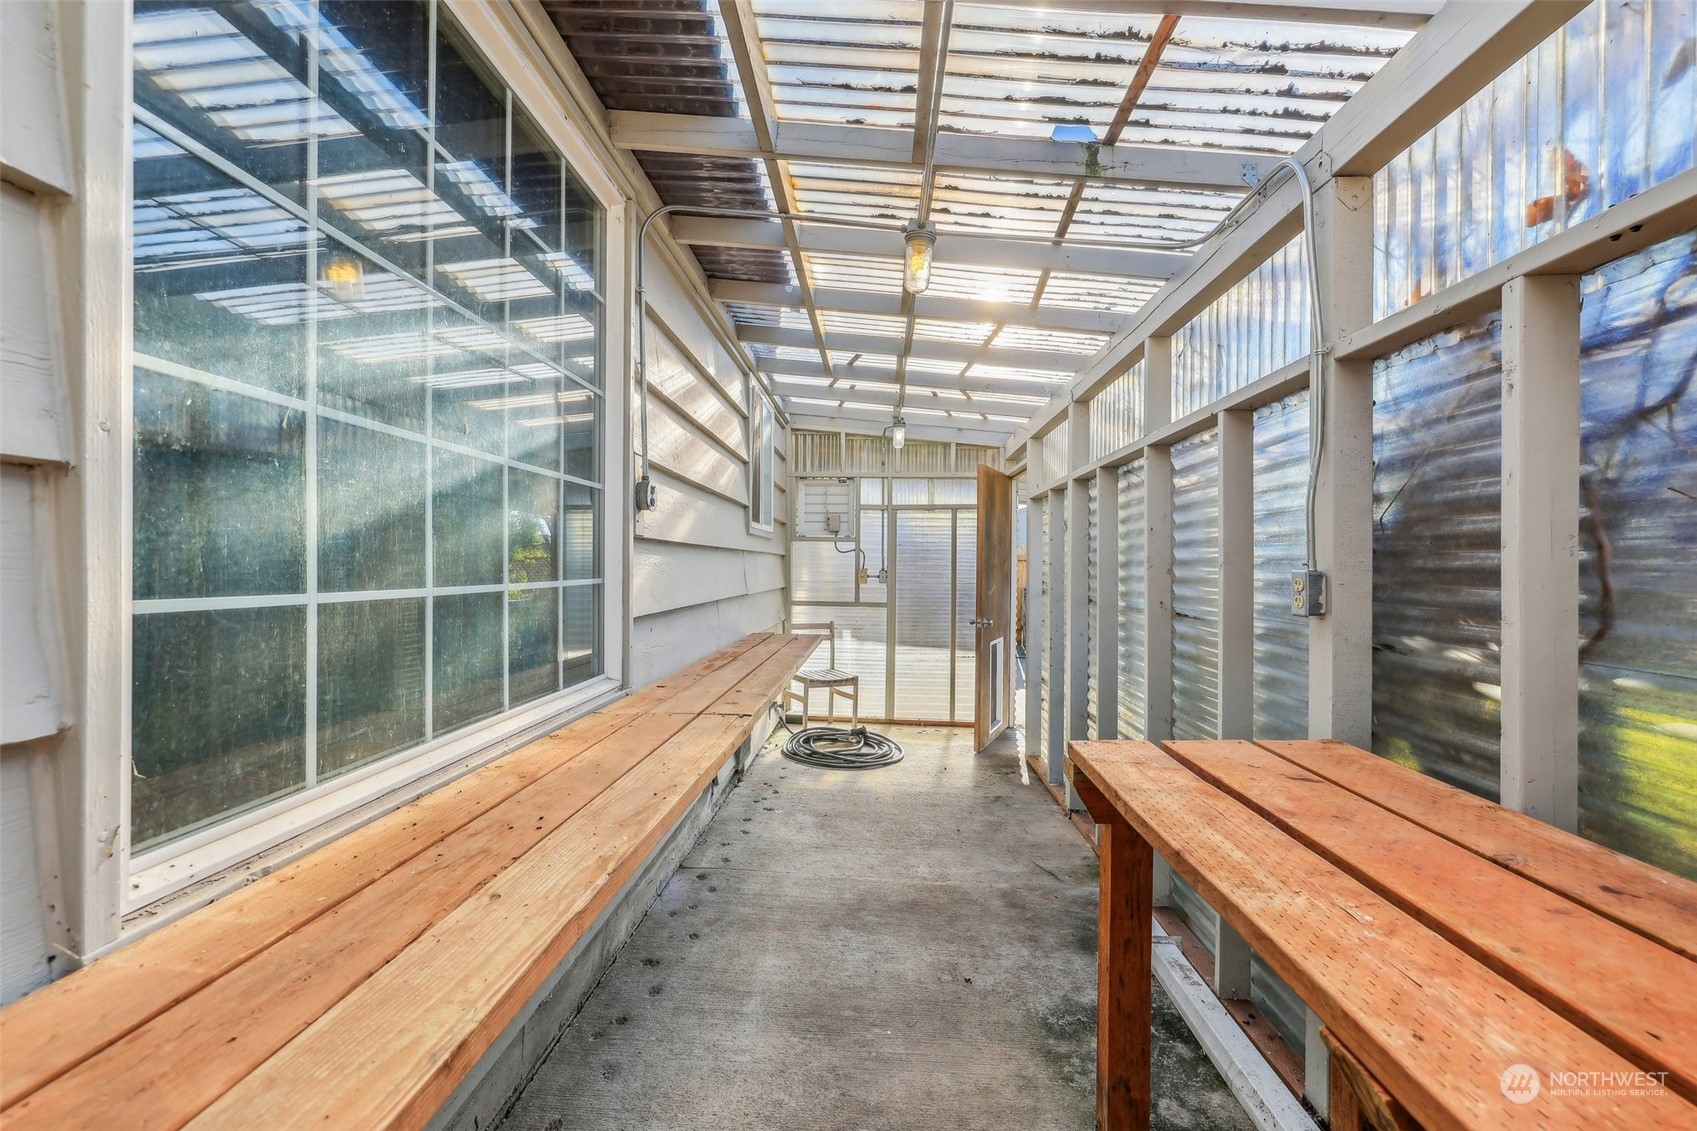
left=498, top=725, right=1254, bottom=1131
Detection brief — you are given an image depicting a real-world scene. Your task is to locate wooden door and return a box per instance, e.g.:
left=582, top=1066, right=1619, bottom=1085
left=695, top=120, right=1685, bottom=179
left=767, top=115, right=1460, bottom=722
left=974, top=465, right=1016, bottom=750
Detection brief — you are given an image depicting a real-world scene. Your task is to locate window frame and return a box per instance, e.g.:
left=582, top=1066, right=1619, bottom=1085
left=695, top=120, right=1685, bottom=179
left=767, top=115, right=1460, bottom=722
left=117, top=0, right=631, bottom=914
left=747, top=382, right=776, bottom=535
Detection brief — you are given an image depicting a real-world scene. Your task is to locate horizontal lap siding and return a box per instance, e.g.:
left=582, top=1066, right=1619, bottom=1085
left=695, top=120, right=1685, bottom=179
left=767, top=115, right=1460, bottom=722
left=633, top=271, right=786, bottom=689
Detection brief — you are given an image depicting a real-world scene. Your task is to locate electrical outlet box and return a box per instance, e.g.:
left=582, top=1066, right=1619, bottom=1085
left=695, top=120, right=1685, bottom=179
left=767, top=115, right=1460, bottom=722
left=824, top=513, right=841, bottom=535
left=1291, top=570, right=1326, bottom=617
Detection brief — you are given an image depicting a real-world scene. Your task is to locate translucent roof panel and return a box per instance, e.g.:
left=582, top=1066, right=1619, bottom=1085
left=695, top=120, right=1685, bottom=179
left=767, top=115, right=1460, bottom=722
left=803, top=252, right=903, bottom=294
left=939, top=4, right=1413, bottom=154
left=752, top=0, right=923, bottom=128
left=1039, top=271, right=1164, bottom=315
left=786, top=162, right=921, bottom=226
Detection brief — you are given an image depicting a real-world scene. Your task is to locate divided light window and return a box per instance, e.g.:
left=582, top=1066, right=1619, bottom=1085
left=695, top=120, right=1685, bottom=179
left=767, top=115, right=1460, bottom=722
left=749, top=386, right=776, bottom=532
left=129, top=0, right=605, bottom=851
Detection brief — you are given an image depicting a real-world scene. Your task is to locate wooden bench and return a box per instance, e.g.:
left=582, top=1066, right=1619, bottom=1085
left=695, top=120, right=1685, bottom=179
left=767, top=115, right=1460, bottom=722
left=1066, top=738, right=1697, bottom=1131
left=0, top=632, right=818, bottom=1131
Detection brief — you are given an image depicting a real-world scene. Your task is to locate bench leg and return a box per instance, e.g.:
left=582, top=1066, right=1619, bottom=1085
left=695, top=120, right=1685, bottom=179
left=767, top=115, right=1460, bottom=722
left=1098, top=815, right=1154, bottom=1131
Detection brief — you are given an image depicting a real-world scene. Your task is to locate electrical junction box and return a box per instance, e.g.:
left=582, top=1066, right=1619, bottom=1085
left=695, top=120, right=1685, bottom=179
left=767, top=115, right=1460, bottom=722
left=796, top=478, right=858, bottom=540
left=1291, top=570, right=1327, bottom=617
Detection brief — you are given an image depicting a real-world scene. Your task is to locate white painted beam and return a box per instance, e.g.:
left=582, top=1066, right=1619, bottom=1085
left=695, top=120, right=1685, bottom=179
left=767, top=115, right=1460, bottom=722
left=777, top=402, right=1011, bottom=441
left=1026, top=490, right=1047, bottom=779
left=1143, top=339, right=1177, bottom=741
left=1212, top=915, right=1252, bottom=1001
left=1500, top=274, right=1581, bottom=831
left=766, top=378, right=1043, bottom=410
left=612, top=111, right=1276, bottom=192
left=1306, top=177, right=1375, bottom=748
left=1217, top=408, right=1255, bottom=741
left=760, top=359, right=1062, bottom=400
left=708, top=279, right=1127, bottom=336
left=1030, top=0, right=1436, bottom=31
left=1006, top=0, right=1588, bottom=456
left=1046, top=480, right=1070, bottom=787
left=671, top=216, right=1188, bottom=281
left=737, top=323, right=1089, bottom=375
left=1066, top=404, right=1092, bottom=751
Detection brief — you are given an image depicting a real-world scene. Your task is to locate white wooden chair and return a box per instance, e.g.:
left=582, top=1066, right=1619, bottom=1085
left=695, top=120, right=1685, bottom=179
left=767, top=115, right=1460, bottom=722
left=783, top=621, right=859, bottom=727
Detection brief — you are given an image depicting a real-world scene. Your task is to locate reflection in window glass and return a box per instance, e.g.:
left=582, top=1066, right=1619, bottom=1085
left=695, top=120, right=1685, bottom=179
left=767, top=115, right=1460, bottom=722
left=318, top=598, right=426, bottom=778
left=132, top=607, right=307, bottom=848
left=131, top=0, right=604, bottom=850
left=134, top=367, right=307, bottom=600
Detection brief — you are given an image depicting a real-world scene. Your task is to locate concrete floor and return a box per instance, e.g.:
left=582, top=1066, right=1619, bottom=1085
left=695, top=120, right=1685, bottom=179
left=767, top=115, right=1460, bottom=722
left=498, top=725, right=1254, bottom=1131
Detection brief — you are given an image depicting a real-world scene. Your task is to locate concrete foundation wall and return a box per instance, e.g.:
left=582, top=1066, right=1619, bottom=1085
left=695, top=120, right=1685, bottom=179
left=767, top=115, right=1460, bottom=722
left=429, top=711, right=778, bottom=1131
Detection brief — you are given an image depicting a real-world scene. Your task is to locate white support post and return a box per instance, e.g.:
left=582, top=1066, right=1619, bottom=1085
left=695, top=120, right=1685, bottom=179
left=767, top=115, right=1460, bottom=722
left=1095, top=465, right=1120, bottom=739
left=1218, top=409, right=1255, bottom=740
left=1066, top=403, right=1091, bottom=753
left=1152, top=853, right=1173, bottom=909
left=1143, top=339, right=1176, bottom=741
left=1304, top=1006, right=1330, bottom=1119
left=1307, top=177, right=1376, bottom=747
left=1212, top=915, right=1252, bottom=1001
left=1046, top=481, right=1069, bottom=786
left=1025, top=489, right=1046, bottom=770
left=1500, top=275, right=1581, bottom=830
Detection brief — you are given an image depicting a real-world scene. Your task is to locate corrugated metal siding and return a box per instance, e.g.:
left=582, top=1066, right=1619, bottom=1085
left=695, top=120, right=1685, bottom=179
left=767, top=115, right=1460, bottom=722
left=1576, top=233, right=1697, bottom=879
left=1250, top=954, right=1306, bottom=1055
left=894, top=510, right=954, bottom=720
left=954, top=510, right=977, bottom=723
left=1085, top=475, right=1099, bottom=739
left=1372, top=315, right=1503, bottom=800
left=1117, top=460, right=1148, bottom=739
left=1252, top=392, right=1310, bottom=740
left=1169, top=871, right=1219, bottom=957
left=1172, top=430, right=1220, bottom=741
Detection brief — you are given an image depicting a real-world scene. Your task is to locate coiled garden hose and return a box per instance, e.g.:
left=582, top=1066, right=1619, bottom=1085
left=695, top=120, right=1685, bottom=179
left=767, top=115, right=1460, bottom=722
left=780, top=725, right=904, bottom=771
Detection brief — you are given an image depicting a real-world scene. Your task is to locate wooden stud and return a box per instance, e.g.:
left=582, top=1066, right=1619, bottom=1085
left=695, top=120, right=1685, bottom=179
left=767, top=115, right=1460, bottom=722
left=1217, top=409, right=1254, bottom=740
left=1095, top=466, right=1121, bottom=739
left=1306, top=176, right=1376, bottom=748
left=1142, top=340, right=1176, bottom=742
left=1500, top=274, right=1581, bottom=831
left=1097, top=813, right=1155, bottom=1131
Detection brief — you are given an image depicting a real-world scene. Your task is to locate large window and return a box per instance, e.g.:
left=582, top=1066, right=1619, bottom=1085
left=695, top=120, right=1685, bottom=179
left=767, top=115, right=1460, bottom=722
left=130, top=0, right=606, bottom=851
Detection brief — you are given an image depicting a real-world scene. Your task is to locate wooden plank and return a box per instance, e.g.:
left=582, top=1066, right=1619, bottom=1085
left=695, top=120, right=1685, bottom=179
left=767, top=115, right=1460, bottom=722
left=636, top=633, right=789, bottom=715
left=3, top=709, right=706, bottom=1131
left=1068, top=740, right=1697, bottom=1130
left=1167, top=740, right=1697, bottom=1100
left=1097, top=815, right=1154, bottom=1131
left=699, top=635, right=817, bottom=719
left=1322, top=1028, right=1415, bottom=1131
left=183, top=713, right=752, bottom=1131
left=0, top=635, right=770, bottom=1110
left=1257, top=740, right=1697, bottom=962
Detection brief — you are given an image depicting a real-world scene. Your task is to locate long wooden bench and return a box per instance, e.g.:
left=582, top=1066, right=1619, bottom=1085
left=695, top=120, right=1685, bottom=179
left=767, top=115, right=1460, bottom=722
left=0, top=632, right=817, bottom=1131
left=1066, top=738, right=1697, bottom=1131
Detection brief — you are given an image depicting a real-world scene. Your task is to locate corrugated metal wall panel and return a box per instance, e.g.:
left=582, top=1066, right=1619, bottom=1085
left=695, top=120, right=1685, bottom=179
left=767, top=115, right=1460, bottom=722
left=1250, top=954, right=1306, bottom=1055
left=1172, top=431, right=1221, bottom=741
left=1169, top=871, right=1219, bottom=957
left=954, top=510, right=978, bottom=723
left=1085, top=475, right=1099, bottom=739
left=1118, top=460, right=1148, bottom=738
left=1372, top=315, right=1504, bottom=801
left=894, top=510, right=955, bottom=720
left=1576, top=233, right=1697, bottom=879
left=1252, top=392, right=1310, bottom=740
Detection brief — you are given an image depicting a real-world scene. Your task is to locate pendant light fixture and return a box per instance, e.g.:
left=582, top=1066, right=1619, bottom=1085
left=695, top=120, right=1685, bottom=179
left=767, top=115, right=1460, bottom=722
left=902, top=223, right=936, bottom=295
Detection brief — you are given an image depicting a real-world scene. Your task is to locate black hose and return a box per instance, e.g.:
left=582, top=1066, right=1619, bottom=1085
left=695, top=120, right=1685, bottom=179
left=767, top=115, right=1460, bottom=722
left=780, top=725, right=904, bottom=770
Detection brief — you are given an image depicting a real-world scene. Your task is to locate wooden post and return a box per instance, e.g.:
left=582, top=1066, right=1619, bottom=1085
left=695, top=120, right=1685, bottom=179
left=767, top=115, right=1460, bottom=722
left=1500, top=274, right=1581, bottom=831
left=1067, top=404, right=1092, bottom=758
left=1098, top=816, right=1154, bottom=1130
left=1143, top=338, right=1176, bottom=742
left=1047, top=481, right=1069, bottom=786
left=1096, top=466, right=1121, bottom=739
left=1026, top=489, right=1046, bottom=768
left=1069, top=761, right=1153, bottom=1131
left=1307, top=176, right=1376, bottom=748
left=1217, top=409, right=1255, bottom=740
left=1212, top=915, right=1251, bottom=1000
